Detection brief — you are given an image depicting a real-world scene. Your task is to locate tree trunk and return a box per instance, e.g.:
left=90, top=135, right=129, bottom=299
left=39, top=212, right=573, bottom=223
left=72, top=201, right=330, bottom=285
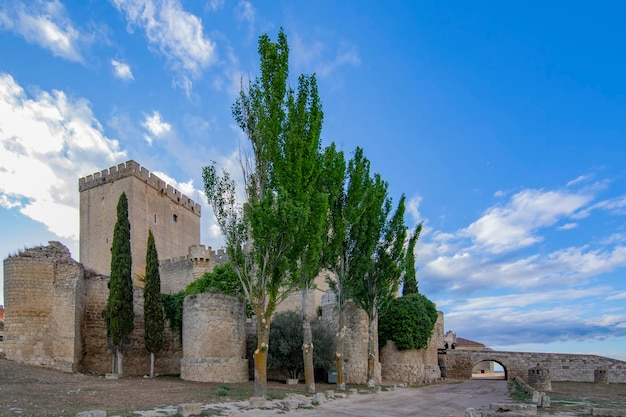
left=253, top=314, right=270, bottom=398
left=117, top=349, right=124, bottom=378
left=366, top=312, right=377, bottom=388
left=150, top=352, right=155, bottom=378
left=111, top=352, right=115, bottom=374
left=301, top=287, right=316, bottom=393
left=335, top=304, right=346, bottom=390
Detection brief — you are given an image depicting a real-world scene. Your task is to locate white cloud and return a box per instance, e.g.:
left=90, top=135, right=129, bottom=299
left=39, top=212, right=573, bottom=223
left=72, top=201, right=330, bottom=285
left=111, top=59, right=134, bottom=81
left=0, top=0, right=91, bottom=63
left=291, top=33, right=361, bottom=78
left=406, top=195, right=423, bottom=225
left=112, top=0, right=216, bottom=94
left=208, top=0, right=224, bottom=11
left=606, top=292, right=626, bottom=301
left=0, top=73, right=126, bottom=241
left=141, top=110, right=171, bottom=144
left=557, top=222, right=578, bottom=230
left=567, top=174, right=591, bottom=187
left=462, top=189, right=593, bottom=254
left=235, top=0, right=255, bottom=24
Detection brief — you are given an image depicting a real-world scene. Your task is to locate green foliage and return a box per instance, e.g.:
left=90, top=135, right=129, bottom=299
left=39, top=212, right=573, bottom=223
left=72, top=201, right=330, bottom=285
left=161, top=263, right=244, bottom=337
left=161, top=291, right=185, bottom=337
left=186, top=263, right=242, bottom=297
left=268, top=311, right=336, bottom=379
left=103, top=192, right=134, bottom=351
left=217, top=385, right=230, bottom=396
left=402, top=223, right=423, bottom=296
left=144, top=230, right=164, bottom=354
left=378, top=293, right=438, bottom=351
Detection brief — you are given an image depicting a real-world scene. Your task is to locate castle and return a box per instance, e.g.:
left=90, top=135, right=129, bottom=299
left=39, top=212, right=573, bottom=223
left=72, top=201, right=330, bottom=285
left=3, top=160, right=442, bottom=384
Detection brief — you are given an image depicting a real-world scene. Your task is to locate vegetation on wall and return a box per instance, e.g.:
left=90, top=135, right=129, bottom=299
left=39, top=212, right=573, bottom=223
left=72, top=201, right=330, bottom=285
left=378, top=293, right=438, bottom=351
left=162, top=263, right=243, bottom=337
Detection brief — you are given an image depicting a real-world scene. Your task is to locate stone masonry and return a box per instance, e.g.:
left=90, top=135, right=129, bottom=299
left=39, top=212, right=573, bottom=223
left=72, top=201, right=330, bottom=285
left=3, top=242, right=85, bottom=372
left=380, top=311, right=443, bottom=384
left=181, top=293, right=248, bottom=382
left=445, top=349, right=626, bottom=383
left=79, top=160, right=201, bottom=286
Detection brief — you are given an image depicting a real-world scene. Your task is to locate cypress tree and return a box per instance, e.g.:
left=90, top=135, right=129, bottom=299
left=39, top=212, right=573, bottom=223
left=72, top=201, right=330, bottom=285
left=104, top=191, right=134, bottom=377
left=143, top=229, right=164, bottom=378
left=402, top=223, right=423, bottom=296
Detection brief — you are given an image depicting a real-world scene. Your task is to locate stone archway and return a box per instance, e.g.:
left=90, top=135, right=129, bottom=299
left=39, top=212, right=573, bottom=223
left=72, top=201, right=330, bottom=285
left=471, top=359, right=507, bottom=380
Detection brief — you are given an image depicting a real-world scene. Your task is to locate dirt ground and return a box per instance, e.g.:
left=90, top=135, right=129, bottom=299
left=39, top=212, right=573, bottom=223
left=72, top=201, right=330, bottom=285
left=1, top=357, right=625, bottom=417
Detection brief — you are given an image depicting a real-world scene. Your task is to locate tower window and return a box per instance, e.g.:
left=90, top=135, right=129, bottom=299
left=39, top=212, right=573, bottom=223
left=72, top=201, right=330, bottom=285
left=172, top=214, right=178, bottom=222
left=154, top=214, right=157, bottom=224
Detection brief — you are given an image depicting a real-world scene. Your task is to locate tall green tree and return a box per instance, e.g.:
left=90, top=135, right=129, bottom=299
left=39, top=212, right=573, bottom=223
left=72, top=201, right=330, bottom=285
left=277, top=74, right=327, bottom=393
left=203, top=28, right=321, bottom=398
left=323, top=147, right=387, bottom=389
left=143, top=229, right=164, bottom=378
left=352, top=195, right=409, bottom=387
left=103, top=192, right=134, bottom=377
left=402, top=223, right=423, bottom=296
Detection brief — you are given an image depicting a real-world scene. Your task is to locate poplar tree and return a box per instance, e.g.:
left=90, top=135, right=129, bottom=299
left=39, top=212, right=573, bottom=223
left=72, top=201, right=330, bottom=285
left=143, top=229, right=164, bottom=378
left=104, top=192, right=134, bottom=377
left=402, top=223, right=423, bottom=296
left=353, top=195, right=408, bottom=387
left=203, top=28, right=322, bottom=398
left=278, top=74, right=327, bottom=394
left=323, top=147, right=385, bottom=389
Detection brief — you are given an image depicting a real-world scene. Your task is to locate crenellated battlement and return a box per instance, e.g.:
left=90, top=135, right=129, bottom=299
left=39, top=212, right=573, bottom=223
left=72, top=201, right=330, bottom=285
left=78, top=160, right=201, bottom=216
left=159, top=245, right=229, bottom=268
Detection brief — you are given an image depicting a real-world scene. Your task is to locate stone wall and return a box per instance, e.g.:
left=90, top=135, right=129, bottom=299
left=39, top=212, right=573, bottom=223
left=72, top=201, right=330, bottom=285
left=3, top=242, right=84, bottom=372
left=319, top=296, right=382, bottom=384
left=446, top=349, right=626, bottom=383
left=275, top=272, right=330, bottom=319
left=159, top=245, right=228, bottom=294
left=380, top=311, right=443, bottom=384
left=79, top=160, right=201, bottom=285
left=80, top=276, right=182, bottom=376
left=181, top=293, right=248, bottom=383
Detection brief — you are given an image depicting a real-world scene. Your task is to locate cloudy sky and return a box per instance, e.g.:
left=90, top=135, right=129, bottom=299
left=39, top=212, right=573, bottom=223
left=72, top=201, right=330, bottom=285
left=1, top=1, right=625, bottom=361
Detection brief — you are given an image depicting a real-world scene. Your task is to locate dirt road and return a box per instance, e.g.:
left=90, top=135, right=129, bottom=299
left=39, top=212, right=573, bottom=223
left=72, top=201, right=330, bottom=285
left=231, top=379, right=510, bottom=417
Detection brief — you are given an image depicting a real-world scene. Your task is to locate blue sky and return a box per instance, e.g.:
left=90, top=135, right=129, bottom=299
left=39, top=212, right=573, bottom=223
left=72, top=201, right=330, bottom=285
left=1, top=1, right=625, bottom=361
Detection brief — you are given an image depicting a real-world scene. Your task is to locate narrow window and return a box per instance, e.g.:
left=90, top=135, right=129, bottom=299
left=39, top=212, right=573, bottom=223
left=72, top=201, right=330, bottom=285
left=172, top=214, right=178, bottom=222
left=154, top=214, right=157, bottom=224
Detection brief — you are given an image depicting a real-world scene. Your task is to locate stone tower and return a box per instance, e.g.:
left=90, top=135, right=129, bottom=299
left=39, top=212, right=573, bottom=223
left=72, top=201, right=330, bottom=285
left=79, top=160, right=201, bottom=284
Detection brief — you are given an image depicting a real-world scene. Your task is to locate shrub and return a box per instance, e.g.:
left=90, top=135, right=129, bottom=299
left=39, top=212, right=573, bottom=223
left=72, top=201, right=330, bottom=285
left=378, top=293, right=438, bottom=351
left=267, top=311, right=336, bottom=379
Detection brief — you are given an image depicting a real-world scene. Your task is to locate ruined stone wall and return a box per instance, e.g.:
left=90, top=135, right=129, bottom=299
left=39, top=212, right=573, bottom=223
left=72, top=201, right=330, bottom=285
left=3, top=242, right=84, bottom=372
left=79, top=161, right=201, bottom=285
left=80, top=276, right=182, bottom=376
left=380, top=311, right=443, bottom=384
left=343, top=302, right=381, bottom=385
left=181, top=293, right=248, bottom=383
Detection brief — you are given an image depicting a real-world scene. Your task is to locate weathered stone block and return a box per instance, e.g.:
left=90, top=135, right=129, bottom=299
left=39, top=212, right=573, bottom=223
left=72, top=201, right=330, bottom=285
left=313, top=392, right=326, bottom=404
left=249, top=397, right=265, bottom=408
left=489, top=403, right=537, bottom=415
left=177, top=402, right=201, bottom=417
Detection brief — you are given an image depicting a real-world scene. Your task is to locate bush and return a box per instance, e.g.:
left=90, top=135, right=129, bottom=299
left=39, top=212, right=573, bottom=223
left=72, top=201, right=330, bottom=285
left=378, top=293, right=438, bottom=351
left=267, top=311, right=336, bottom=379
